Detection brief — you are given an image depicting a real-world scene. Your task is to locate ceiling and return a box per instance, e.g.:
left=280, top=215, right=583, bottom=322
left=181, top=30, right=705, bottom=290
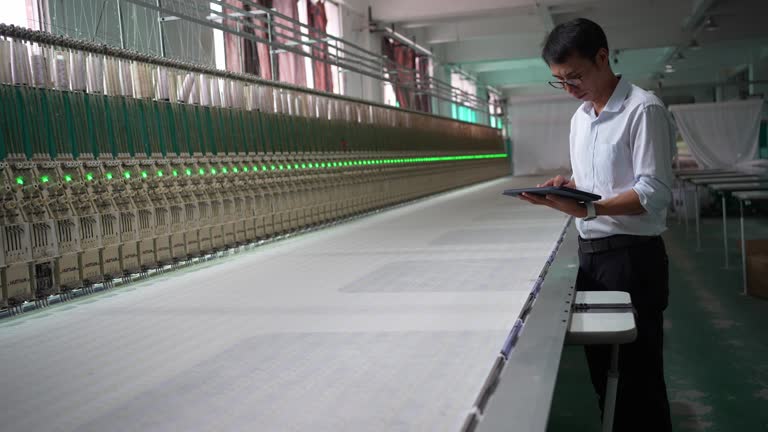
left=368, top=0, right=768, bottom=99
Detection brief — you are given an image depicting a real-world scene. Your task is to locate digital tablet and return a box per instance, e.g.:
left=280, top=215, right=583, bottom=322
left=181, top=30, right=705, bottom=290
left=502, top=186, right=601, bottom=202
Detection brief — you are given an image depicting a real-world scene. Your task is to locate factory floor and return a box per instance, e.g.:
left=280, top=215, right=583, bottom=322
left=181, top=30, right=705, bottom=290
left=547, top=214, right=768, bottom=432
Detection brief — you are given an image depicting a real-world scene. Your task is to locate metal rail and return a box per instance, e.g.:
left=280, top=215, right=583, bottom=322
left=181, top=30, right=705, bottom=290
left=120, top=0, right=496, bottom=115
left=0, top=23, right=500, bottom=131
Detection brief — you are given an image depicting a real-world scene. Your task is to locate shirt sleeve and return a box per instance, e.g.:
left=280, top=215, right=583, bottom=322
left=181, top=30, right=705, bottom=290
left=630, top=105, right=675, bottom=215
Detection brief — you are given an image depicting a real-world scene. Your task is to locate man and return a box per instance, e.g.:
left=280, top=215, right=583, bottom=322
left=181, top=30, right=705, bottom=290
left=519, top=18, right=674, bottom=431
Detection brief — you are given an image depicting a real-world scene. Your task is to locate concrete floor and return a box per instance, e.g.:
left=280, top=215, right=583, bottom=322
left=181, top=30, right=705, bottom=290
left=548, top=214, right=768, bottom=431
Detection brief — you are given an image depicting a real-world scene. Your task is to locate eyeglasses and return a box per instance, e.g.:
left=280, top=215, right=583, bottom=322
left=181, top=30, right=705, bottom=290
left=548, top=78, right=582, bottom=89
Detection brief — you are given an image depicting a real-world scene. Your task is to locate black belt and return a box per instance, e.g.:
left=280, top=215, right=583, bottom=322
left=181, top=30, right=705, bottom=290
left=578, top=234, right=658, bottom=254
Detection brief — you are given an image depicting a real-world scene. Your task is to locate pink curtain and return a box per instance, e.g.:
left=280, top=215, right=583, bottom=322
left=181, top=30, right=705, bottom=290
left=222, top=0, right=273, bottom=80
left=273, top=0, right=307, bottom=86
left=308, top=0, right=333, bottom=92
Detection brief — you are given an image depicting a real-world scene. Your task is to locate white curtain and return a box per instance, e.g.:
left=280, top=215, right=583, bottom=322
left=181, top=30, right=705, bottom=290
left=669, top=99, right=765, bottom=169
left=508, top=96, right=581, bottom=176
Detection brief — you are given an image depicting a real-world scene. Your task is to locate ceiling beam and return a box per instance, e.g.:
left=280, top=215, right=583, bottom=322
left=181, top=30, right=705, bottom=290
left=682, top=0, right=717, bottom=33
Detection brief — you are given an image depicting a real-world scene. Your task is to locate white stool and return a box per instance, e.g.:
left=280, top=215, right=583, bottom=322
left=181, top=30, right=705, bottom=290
left=566, top=291, right=637, bottom=432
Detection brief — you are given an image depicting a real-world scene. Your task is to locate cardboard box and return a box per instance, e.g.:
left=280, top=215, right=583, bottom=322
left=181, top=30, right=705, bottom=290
left=746, top=240, right=768, bottom=300
left=745, top=239, right=768, bottom=256
left=747, top=255, right=768, bottom=299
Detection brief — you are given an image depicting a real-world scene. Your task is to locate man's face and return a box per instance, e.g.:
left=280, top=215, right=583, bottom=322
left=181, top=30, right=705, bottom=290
left=548, top=49, right=609, bottom=102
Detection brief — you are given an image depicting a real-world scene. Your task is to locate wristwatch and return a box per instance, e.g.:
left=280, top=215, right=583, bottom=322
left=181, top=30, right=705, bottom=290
left=583, top=201, right=597, bottom=221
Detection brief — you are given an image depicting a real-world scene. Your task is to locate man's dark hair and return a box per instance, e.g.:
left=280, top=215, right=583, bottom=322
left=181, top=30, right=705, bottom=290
left=542, top=18, right=608, bottom=65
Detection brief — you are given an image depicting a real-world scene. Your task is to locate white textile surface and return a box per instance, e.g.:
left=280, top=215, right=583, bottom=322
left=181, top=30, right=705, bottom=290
left=509, top=97, right=580, bottom=176
left=0, top=177, right=567, bottom=432
left=669, top=99, right=765, bottom=168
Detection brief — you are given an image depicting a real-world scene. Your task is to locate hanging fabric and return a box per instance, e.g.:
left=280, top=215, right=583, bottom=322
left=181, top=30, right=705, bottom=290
left=669, top=99, right=765, bottom=168
left=273, top=0, right=307, bottom=86
left=223, top=0, right=271, bottom=79
left=382, top=38, right=415, bottom=109
left=307, top=0, right=333, bottom=92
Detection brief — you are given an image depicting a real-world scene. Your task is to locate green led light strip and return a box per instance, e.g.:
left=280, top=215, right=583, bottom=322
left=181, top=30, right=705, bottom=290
left=96, top=154, right=507, bottom=180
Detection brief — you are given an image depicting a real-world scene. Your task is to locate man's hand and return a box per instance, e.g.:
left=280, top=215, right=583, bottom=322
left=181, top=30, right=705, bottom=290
left=537, top=175, right=575, bottom=188
left=519, top=192, right=587, bottom=218
left=518, top=174, right=585, bottom=217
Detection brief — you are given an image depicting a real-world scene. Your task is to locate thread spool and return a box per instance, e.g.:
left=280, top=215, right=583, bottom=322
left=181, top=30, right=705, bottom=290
left=219, top=79, right=230, bottom=108
left=86, top=54, right=104, bottom=94
left=155, top=67, right=170, bottom=101
left=30, top=52, right=47, bottom=87
left=69, top=50, right=86, bottom=91
left=231, top=81, right=244, bottom=109
left=104, top=58, right=121, bottom=96
left=245, top=85, right=255, bottom=111
left=180, top=72, right=195, bottom=103
left=211, top=77, right=222, bottom=107
left=189, top=74, right=200, bottom=105
left=52, top=50, right=68, bottom=89
left=11, top=40, right=30, bottom=85
left=199, top=75, right=211, bottom=106
left=132, top=63, right=153, bottom=99
left=167, top=70, right=177, bottom=103
left=120, top=60, right=133, bottom=96
left=0, top=39, right=11, bottom=84
left=265, top=86, right=275, bottom=113
left=142, top=64, right=154, bottom=99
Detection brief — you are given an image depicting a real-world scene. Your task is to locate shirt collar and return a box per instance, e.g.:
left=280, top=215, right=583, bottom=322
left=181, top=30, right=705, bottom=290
left=580, top=75, right=630, bottom=117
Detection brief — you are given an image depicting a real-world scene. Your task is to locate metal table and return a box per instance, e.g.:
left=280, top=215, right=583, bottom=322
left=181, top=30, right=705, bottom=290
left=674, top=168, right=735, bottom=175
left=734, top=190, right=768, bottom=295
left=701, top=182, right=768, bottom=268
left=680, top=175, right=765, bottom=251
left=675, top=171, right=743, bottom=232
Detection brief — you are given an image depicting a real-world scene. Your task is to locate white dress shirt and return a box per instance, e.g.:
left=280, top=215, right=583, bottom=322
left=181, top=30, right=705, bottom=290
left=570, top=76, right=675, bottom=239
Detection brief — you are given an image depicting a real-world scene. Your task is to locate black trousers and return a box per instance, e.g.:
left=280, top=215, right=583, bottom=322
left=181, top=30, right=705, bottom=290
left=576, top=236, right=672, bottom=432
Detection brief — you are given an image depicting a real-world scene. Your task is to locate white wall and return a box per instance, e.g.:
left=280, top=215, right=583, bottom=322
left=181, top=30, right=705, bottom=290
left=507, top=96, right=581, bottom=176
left=336, top=0, right=381, bottom=103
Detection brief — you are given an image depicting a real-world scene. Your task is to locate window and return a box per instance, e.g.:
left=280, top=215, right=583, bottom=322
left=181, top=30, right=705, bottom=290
left=383, top=72, right=398, bottom=107
left=211, top=2, right=227, bottom=71
left=451, top=71, right=478, bottom=123
left=489, top=91, right=504, bottom=130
